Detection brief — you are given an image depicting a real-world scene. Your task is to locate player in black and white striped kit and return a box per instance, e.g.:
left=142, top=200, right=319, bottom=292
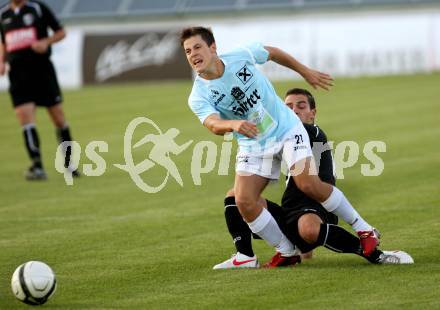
left=214, top=88, right=413, bottom=269
left=0, top=0, right=79, bottom=180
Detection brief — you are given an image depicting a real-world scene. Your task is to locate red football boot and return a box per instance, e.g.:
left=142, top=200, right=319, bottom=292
left=358, top=228, right=381, bottom=256
left=263, top=252, right=301, bottom=268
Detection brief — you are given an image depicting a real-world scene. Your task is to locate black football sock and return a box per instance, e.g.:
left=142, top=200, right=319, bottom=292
left=56, top=125, right=73, bottom=168
left=23, top=124, right=43, bottom=169
left=317, top=224, right=384, bottom=264
left=224, top=196, right=254, bottom=257
left=317, top=223, right=363, bottom=255
left=265, top=199, right=281, bottom=212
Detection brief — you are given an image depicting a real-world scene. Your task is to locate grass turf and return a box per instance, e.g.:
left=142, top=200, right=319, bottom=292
left=0, top=73, right=439, bottom=309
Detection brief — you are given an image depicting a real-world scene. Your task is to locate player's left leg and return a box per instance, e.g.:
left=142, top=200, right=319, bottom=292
left=296, top=213, right=318, bottom=259
left=215, top=195, right=301, bottom=269
left=314, top=223, right=413, bottom=264
left=47, top=104, right=79, bottom=177
left=282, top=207, right=372, bottom=260
left=292, top=158, right=380, bottom=256
left=213, top=191, right=258, bottom=270
left=292, top=211, right=412, bottom=264
left=224, top=189, right=255, bottom=257
left=284, top=123, right=379, bottom=256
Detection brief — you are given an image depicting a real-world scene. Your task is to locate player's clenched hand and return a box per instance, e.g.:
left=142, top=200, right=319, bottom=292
left=232, top=120, right=258, bottom=138
left=302, top=68, right=334, bottom=91
left=31, top=40, right=49, bottom=54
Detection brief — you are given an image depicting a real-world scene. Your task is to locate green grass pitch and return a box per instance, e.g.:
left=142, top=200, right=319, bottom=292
left=0, top=73, right=439, bottom=309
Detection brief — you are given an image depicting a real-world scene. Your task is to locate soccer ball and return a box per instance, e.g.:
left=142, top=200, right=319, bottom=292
left=11, top=261, right=57, bottom=305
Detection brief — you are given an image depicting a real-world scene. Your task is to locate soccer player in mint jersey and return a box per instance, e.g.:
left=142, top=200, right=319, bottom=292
left=214, top=88, right=413, bottom=269
left=0, top=0, right=79, bottom=180
left=181, top=27, right=379, bottom=264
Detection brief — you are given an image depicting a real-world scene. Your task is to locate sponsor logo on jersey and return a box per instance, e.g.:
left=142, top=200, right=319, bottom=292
left=23, top=13, right=34, bottom=26
left=294, top=145, right=307, bottom=151
left=210, top=88, right=225, bottom=105
left=230, top=86, right=261, bottom=117
left=5, top=27, right=37, bottom=52
left=236, top=64, right=253, bottom=85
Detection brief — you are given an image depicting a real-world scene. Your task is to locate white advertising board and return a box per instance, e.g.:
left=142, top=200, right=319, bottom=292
left=211, top=10, right=440, bottom=80
left=1, top=9, right=438, bottom=90
left=51, top=29, right=83, bottom=89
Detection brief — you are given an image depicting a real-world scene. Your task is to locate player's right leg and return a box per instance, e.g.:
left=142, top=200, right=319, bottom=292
left=234, top=173, right=298, bottom=257
left=14, top=103, right=47, bottom=180
left=213, top=191, right=259, bottom=270
left=223, top=189, right=255, bottom=258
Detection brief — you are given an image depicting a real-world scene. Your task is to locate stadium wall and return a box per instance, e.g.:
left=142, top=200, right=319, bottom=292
left=0, top=8, right=439, bottom=90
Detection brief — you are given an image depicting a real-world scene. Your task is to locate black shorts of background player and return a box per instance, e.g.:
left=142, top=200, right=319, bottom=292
left=214, top=88, right=390, bottom=269
left=0, top=0, right=79, bottom=180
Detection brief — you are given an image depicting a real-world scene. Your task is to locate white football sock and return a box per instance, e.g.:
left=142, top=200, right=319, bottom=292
left=321, top=186, right=372, bottom=232
left=247, top=208, right=295, bottom=256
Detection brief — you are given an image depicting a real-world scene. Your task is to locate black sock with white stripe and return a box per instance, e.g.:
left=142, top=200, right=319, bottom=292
left=23, top=124, right=42, bottom=169
left=317, top=224, right=384, bottom=263
left=56, top=125, right=73, bottom=168
left=224, top=196, right=254, bottom=257
left=317, top=223, right=363, bottom=255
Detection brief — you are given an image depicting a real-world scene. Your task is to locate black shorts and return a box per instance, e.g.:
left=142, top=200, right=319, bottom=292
left=266, top=197, right=338, bottom=253
left=8, top=59, right=62, bottom=108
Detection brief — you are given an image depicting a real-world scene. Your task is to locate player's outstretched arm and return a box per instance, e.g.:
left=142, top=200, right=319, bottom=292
left=203, top=114, right=258, bottom=137
left=264, top=46, right=334, bottom=91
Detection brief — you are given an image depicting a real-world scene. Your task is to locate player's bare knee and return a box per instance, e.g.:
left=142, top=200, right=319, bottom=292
left=235, top=194, right=258, bottom=217
left=299, top=225, right=319, bottom=244
left=48, top=106, right=66, bottom=128
left=235, top=195, right=255, bottom=210
left=15, top=104, right=35, bottom=125
left=298, top=213, right=322, bottom=244
left=52, top=115, right=66, bottom=128
left=54, top=120, right=65, bottom=128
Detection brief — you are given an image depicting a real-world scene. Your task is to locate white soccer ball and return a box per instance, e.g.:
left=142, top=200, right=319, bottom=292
left=11, top=261, right=57, bottom=305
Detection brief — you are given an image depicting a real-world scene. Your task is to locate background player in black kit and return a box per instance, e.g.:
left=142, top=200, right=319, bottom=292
left=213, top=88, right=413, bottom=269
left=0, top=0, right=78, bottom=180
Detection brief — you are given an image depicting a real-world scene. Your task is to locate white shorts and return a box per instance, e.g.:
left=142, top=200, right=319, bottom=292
left=236, top=122, right=313, bottom=180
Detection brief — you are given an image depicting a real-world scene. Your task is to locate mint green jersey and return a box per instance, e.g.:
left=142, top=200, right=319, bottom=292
left=188, top=42, right=300, bottom=152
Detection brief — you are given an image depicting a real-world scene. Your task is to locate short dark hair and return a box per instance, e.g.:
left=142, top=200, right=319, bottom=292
left=285, top=88, right=316, bottom=109
left=180, top=26, right=215, bottom=47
